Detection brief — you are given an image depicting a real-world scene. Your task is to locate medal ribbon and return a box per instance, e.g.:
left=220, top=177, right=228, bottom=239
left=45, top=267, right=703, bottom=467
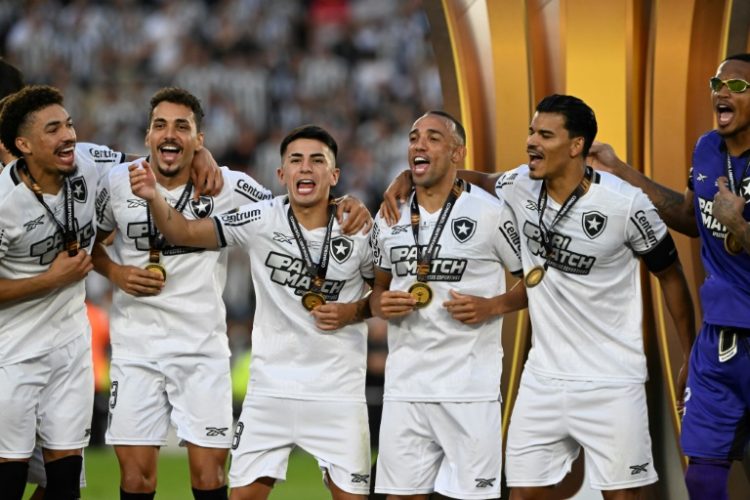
left=409, top=178, right=465, bottom=282
left=146, top=179, right=194, bottom=263
left=286, top=198, right=337, bottom=293
left=724, top=153, right=750, bottom=195
left=536, top=166, right=593, bottom=269
left=19, top=158, right=78, bottom=255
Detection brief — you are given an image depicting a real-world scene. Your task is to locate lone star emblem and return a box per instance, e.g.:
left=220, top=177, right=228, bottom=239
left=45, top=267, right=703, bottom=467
left=190, top=196, right=214, bottom=218
left=451, top=217, right=476, bottom=243
left=330, top=236, right=353, bottom=264
left=582, top=211, right=607, bottom=239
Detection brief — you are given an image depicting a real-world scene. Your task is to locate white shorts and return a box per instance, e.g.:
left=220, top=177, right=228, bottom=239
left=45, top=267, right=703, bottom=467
left=228, top=396, right=371, bottom=495
left=375, top=401, right=502, bottom=500
left=106, top=356, right=233, bottom=448
left=505, top=371, right=658, bottom=490
left=27, top=445, right=86, bottom=488
left=0, top=334, right=94, bottom=458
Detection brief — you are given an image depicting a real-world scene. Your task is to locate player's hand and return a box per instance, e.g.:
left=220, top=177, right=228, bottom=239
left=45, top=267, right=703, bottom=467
left=47, top=249, right=93, bottom=287
left=112, top=264, right=165, bottom=297
left=129, top=161, right=157, bottom=201
left=587, top=142, right=628, bottom=176
left=379, top=170, right=412, bottom=226
left=443, top=289, right=498, bottom=324
left=311, top=302, right=357, bottom=331
left=676, top=360, right=689, bottom=417
left=377, top=290, right=416, bottom=319
left=335, top=196, right=372, bottom=235
left=712, top=176, right=746, bottom=227
left=190, top=147, right=224, bottom=198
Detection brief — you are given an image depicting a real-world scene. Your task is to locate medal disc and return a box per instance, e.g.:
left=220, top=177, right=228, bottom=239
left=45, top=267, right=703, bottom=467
left=524, top=266, right=545, bottom=288
left=408, top=282, right=433, bottom=308
left=145, top=263, right=167, bottom=281
left=65, top=239, right=79, bottom=257
left=724, top=232, right=743, bottom=255
left=302, top=291, right=326, bottom=311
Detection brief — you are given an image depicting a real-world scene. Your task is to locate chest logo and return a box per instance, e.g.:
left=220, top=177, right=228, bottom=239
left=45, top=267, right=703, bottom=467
left=190, top=195, right=214, bottom=218
left=452, top=217, right=476, bottom=243
left=70, top=176, right=87, bottom=203
left=331, top=236, right=353, bottom=264
left=582, top=211, right=607, bottom=239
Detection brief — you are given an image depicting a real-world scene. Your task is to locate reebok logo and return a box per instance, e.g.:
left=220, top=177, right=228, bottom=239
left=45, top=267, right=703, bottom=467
left=630, top=463, right=649, bottom=475
left=475, top=477, right=496, bottom=488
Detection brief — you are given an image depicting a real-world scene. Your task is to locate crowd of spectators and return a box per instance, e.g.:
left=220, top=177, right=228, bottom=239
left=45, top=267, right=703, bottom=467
left=0, top=0, right=438, bottom=423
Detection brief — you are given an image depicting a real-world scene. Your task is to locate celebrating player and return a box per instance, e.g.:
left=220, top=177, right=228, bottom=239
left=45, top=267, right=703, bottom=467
left=381, top=96, right=696, bottom=498
left=590, top=54, right=750, bottom=499
left=371, top=111, right=525, bottom=500
left=0, top=86, right=123, bottom=500
left=129, top=124, right=375, bottom=500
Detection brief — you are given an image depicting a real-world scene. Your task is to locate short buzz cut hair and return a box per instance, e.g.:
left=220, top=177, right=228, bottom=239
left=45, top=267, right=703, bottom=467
left=279, top=124, right=338, bottom=162
left=0, top=85, right=64, bottom=158
left=423, top=110, right=466, bottom=145
left=148, top=87, right=205, bottom=131
left=535, top=94, right=598, bottom=156
left=724, top=53, right=750, bottom=64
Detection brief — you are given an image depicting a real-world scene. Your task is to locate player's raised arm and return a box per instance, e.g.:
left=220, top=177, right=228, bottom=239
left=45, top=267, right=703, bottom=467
left=588, top=142, right=698, bottom=236
left=129, top=160, right=219, bottom=249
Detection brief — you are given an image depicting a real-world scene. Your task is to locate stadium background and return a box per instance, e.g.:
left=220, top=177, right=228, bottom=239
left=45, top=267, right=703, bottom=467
left=2, top=0, right=750, bottom=498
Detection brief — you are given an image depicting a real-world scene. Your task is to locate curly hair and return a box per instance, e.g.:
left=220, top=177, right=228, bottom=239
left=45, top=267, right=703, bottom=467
left=0, top=85, right=65, bottom=158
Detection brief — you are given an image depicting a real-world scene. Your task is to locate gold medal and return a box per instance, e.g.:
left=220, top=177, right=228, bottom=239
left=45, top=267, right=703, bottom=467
left=724, top=232, right=743, bottom=255
left=65, top=239, right=79, bottom=257
left=302, top=291, right=326, bottom=311
left=145, top=263, right=167, bottom=281
left=524, top=265, right=545, bottom=288
left=408, top=281, right=433, bottom=308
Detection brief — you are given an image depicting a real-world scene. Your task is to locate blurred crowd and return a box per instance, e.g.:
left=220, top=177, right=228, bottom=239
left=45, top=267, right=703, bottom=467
left=0, top=0, right=439, bottom=430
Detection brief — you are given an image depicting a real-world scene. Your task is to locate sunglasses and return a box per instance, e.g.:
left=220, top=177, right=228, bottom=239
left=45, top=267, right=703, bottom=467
left=709, top=77, right=750, bottom=93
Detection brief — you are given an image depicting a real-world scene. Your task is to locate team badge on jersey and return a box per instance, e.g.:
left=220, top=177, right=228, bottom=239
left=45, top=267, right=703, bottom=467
left=70, top=176, right=87, bottom=203
left=582, top=211, right=607, bottom=239
left=740, top=177, right=750, bottom=203
left=451, top=217, right=476, bottom=243
left=190, top=195, right=214, bottom=218
left=331, top=236, right=353, bottom=263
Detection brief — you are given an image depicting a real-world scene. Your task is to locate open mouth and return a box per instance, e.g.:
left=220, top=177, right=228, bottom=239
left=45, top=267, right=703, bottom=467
left=716, top=102, right=735, bottom=127
left=296, top=179, right=315, bottom=195
left=55, top=143, right=76, bottom=165
left=527, top=148, right=543, bottom=167
left=158, top=143, right=182, bottom=164
left=412, top=155, right=430, bottom=175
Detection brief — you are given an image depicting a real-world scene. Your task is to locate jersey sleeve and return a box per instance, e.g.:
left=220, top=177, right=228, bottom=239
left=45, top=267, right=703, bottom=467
left=213, top=201, right=265, bottom=249
left=626, top=190, right=679, bottom=272
left=228, top=169, right=273, bottom=205
left=76, top=143, right=126, bottom=183
left=370, top=215, right=392, bottom=272
left=95, top=168, right=116, bottom=233
left=493, top=165, right=524, bottom=202
left=494, top=201, right=523, bottom=275
left=358, top=229, right=375, bottom=281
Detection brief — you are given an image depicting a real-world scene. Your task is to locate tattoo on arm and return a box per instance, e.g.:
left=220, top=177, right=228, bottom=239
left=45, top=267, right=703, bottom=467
left=352, top=297, right=373, bottom=322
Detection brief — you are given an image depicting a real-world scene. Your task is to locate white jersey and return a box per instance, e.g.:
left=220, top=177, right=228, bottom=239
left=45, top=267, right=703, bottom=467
left=0, top=143, right=124, bottom=366
left=372, top=184, right=522, bottom=402
left=495, top=165, right=670, bottom=383
left=97, top=163, right=271, bottom=360
left=214, top=196, right=374, bottom=402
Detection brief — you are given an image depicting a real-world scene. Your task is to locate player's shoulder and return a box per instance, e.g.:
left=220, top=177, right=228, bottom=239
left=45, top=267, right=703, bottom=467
left=594, top=170, right=647, bottom=201
left=694, top=129, right=721, bottom=152
left=461, top=181, right=503, bottom=208
left=75, top=142, right=124, bottom=170
left=0, top=162, right=23, bottom=206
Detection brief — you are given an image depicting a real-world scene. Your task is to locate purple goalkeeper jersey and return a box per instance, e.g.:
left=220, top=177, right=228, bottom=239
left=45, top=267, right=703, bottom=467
left=689, top=130, right=750, bottom=329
